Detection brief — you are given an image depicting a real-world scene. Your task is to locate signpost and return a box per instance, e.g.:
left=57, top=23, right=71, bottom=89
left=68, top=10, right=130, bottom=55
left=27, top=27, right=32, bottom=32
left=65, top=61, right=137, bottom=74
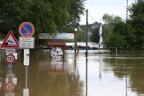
left=24, top=49, right=29, bottom=96
left=19, top=22, right=35, bottom=38
left=1, top=23, right=34, bottom=94
left=19, top=22, right=34, bottom=95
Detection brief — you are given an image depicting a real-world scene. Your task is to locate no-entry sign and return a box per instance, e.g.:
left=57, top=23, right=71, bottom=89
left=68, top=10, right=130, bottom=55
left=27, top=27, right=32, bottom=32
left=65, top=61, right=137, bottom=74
left=6, top=54, right=16, bottom=64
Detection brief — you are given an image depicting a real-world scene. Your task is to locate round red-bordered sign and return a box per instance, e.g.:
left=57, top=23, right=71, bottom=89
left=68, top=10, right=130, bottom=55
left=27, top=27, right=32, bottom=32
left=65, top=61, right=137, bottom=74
left=5, top=54, right=16, bottom=64
left=4, top=82, right=15, bottom=92
left=19, top=22, right=35, bottom=38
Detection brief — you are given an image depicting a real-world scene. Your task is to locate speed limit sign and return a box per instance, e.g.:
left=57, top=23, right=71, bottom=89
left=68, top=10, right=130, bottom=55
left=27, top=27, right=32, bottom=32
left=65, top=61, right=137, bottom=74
left=5, top=54, right=16, bottom=64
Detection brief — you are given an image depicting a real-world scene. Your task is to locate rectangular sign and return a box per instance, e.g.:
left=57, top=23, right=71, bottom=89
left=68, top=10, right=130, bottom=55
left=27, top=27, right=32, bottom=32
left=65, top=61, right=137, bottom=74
left=24, top=57, right=29, bottom=65
left=19, top=37, right=35, bottom=49
left=23, top=89, right=29, bottom=96
left=6, top=49, right=16, bottom=54
left=24, top=49, right=30, bottom=65
left=38, top=33, right=74, bottom=39
left=6, top=78, right=17, bottom=85
left=5, top=93, right=15, bottom=96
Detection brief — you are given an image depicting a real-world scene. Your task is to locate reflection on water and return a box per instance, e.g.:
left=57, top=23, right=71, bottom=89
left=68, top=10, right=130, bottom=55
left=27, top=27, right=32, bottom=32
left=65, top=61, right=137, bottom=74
left=48, top=59, right=64, bottom=75
left=0, top=49, right=144, bottom=96
left=5, top=65, right=17, bottom=96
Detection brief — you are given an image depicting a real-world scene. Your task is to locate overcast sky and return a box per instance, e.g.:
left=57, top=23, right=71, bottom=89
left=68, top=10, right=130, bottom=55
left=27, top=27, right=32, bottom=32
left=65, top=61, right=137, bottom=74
left=80, top=0, right=136, bottom=24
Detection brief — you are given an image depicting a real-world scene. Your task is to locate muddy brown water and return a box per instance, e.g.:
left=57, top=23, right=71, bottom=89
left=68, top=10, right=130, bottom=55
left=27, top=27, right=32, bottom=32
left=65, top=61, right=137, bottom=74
left=0, top=49, right=144, bottom=96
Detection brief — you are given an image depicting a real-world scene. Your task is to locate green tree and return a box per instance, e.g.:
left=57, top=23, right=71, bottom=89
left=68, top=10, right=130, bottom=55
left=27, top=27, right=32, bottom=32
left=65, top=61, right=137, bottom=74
left=105, top=32, right=126, bottom=49
left=68, top=0, right=86, bottom=27
left=90, top=27, right=99, bottom=43
left=0, top=0, right=33, bottom=33
left=102, top=13, right=123, bottom=43
left=77, top=25, right=86, bottom=42
left=102, top=13, right=123, bottom=25
left=105, top=22, right=135, bottom=49
left=129, top=0, right=144, bottom=49
left=102, top=24, right=110, bottom=42
left=0, top=0, right=86, bottom=46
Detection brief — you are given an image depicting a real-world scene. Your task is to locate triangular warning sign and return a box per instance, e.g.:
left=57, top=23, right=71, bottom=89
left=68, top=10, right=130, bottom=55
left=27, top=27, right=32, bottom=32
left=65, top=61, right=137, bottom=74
left=1, top=31, right=19, bottom=48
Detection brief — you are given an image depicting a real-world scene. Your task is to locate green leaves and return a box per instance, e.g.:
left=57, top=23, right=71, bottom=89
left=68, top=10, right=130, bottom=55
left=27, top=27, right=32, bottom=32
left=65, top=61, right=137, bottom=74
left=129, top=1, right=144, bottom=49
left=0, top=0, right=85, bottom=36
left=90, top=28, right=99, bottom=43
left=102, top=13, right=122, bottom=25
left=103, top=15, right=135, bottom=50
left=105, top=32, right=126, bottom=49
left=110, top=22, right=135, bottom=49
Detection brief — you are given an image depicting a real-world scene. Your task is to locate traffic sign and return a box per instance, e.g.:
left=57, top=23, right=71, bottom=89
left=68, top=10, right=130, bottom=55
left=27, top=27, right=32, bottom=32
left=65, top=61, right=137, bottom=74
left=6, top=49, right=16, bottom=54
left=1, top=31, right=19, bottom=48
left=4, top=82, right=15, bottom=92
left=6, top=54, right=16, bottom=64
left=24, top=49, right=30, bottom=65
left=19, top=37, right=35, bottom=48
left=19, top=22, right=35, bottom=38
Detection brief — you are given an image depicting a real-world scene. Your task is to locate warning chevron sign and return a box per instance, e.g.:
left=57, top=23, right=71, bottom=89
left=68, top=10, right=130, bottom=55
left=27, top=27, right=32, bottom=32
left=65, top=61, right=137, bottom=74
left=1, top=31, right=19, bottom=48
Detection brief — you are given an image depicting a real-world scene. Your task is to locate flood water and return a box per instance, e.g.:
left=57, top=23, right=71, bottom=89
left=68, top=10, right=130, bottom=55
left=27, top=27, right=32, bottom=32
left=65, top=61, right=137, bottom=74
left=0, top=49, right=144, bottom=96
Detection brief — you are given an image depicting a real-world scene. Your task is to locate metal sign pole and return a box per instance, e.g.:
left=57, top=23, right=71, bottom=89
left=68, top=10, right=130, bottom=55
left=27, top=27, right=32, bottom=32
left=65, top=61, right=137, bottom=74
left=23, top=49, right=29, bottom=96
left=25, top=65, right=28, bottom=88
left=23, top=66, right=29, bottom=96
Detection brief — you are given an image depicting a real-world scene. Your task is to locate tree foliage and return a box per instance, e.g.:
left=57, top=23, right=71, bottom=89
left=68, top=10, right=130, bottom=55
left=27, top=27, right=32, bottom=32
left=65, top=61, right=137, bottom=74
left=77, top=25, right=86, bottom=42
left=88, top=22, right=99, bottom=43
left=105, top=31, right=126, bottom=49
left=102, top=13, right=123, bottom=25
left=102, top=13, right=123, bottom=43
left=0, top=0, right=86, bottom=39
left=105, top=22, right=135, bottom=49
left=103, top=1, right=144, bottom=50
left=90, top=27, right=99, bottom=43
left=68, top=0, right=85, bottom=27
left=88, top=1, right=144, bottom=50
left=128, top=0, right=144, bottom=49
